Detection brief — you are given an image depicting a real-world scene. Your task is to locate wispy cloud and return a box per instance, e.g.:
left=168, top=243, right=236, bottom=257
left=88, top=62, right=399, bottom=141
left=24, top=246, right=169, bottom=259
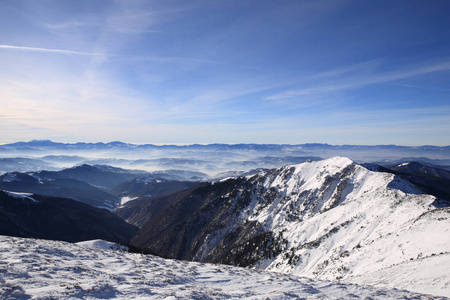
left=0, top=44, right=257, bottom=70
left=0, top=44, right=109, bottom=56
left=313, top=60, right=382, bottom=79
left=44, top=20, right=100, bottom=30
left=123, top=54, right=251, bottom=68
left=266, top=59, right=450, bottom=101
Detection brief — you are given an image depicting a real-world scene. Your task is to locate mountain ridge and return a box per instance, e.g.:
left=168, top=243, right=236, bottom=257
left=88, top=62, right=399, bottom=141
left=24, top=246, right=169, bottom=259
left=120, top=156, right=450, bottom=297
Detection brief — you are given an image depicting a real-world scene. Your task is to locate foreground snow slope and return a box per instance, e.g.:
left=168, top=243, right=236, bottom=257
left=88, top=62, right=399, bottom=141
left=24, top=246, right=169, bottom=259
left=0, top=236, right=446, bottom=300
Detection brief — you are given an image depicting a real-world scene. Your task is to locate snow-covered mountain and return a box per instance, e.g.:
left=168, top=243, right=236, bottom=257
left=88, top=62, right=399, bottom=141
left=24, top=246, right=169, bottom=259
left=124, top=157, right=450, bottom=297
left=0, top=235, right=445, bottom=299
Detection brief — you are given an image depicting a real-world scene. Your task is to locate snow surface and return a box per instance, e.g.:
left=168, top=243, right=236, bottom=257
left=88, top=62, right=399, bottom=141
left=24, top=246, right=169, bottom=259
left=76, top=239, right=129, bottom=252
left=5, top=191, right=38, bottom=203
left=0, top=235, right=445, bottom=299
left=397, top=162, right=410, bottom=167
left=120, top=196, right=138, bottom=206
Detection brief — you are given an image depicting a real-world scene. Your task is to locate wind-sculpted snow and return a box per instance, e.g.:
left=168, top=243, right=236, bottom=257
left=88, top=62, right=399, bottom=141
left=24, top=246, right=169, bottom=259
left=127, top=157, right=450, bottom=297
left=0, top=235, right=445, bottom=300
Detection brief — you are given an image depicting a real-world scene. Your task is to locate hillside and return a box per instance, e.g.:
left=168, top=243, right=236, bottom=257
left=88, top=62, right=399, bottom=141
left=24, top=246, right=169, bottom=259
left=385, top=161, right=450, bottom=203
left=0, top=171, right=120, bottom=209
left=0, top=190, right=138, bottom=244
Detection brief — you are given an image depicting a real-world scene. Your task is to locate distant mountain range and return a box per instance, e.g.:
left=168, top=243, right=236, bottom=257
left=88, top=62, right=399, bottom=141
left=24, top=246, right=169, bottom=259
left=1, top=139, right=449, bottom=152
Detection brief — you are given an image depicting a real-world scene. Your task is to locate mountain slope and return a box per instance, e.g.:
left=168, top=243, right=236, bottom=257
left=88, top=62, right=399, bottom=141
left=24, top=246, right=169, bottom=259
left=35, top=164, right=143, bottom=189
left=111, top=176, right=199, bottom=200
left=127, top=157, right=450, bottom=297
left=0, top=235, right=445, bottom=299
left=0, top=190, right=138, bottom=244
left=0, top=171, right=120, bottom=209
left=0, top=164, right=149, bottom=209
left=115, top=184, right=205, bottom=228
left=388, top=161, right=450, bottom=180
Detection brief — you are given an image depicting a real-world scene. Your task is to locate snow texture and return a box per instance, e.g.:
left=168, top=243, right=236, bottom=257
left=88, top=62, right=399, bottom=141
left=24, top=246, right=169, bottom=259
left=76, top=239, right=129, bottom=252
left=0, top=235, right=446, bottom=300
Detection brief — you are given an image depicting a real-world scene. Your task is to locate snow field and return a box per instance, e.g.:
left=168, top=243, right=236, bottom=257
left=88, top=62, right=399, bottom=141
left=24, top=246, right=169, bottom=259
left=0, top=235, right=445, bottom=299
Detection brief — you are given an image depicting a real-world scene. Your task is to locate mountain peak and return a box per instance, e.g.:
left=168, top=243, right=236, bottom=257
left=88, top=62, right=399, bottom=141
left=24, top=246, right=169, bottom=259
left=29, top=139, right=54, bottom=144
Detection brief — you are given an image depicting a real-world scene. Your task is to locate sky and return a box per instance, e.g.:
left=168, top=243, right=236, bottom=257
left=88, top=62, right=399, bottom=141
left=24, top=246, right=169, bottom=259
left=0, top=0, right=449, bottom=146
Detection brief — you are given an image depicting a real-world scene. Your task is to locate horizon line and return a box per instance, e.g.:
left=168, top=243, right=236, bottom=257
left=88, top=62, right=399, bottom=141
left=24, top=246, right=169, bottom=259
left=1, top=139, right=448, bottom=148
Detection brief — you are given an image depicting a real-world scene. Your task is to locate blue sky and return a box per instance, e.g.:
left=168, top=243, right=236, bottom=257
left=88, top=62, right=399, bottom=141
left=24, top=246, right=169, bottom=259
left=0, top=0, right=449, bottom=145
